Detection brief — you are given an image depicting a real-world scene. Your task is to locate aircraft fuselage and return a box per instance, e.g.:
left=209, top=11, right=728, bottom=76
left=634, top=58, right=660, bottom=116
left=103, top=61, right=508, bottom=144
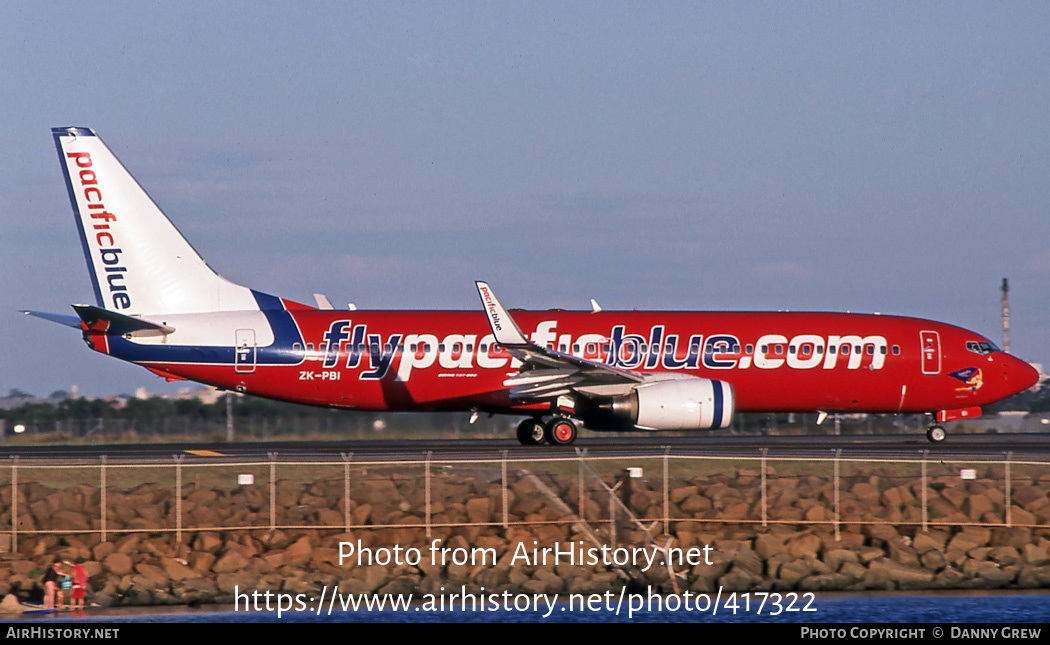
left=88, top=303, right=1035, bottom=421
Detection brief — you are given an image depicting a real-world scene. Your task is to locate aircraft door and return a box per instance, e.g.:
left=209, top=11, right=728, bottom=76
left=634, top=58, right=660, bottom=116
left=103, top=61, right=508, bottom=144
left=235, top=329, right=257, bottom=374
left=920, top=330, right=940, bottom=375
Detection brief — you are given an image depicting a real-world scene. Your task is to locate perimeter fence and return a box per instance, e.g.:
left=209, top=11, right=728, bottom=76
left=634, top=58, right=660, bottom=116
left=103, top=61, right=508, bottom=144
left=3, top=448, right=1049, bottom=552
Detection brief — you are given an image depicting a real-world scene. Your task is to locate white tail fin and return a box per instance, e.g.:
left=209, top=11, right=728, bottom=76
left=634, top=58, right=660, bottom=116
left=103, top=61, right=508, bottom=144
left=53, top=127, right=259, bottom=316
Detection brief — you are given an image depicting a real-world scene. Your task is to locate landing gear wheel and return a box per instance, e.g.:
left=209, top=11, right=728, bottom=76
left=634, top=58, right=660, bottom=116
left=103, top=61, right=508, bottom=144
left=926, top=425, right=947, bottom=443
left=516, top=418, right=546, bottom=445
left=544, top=417, right=578, bottom=446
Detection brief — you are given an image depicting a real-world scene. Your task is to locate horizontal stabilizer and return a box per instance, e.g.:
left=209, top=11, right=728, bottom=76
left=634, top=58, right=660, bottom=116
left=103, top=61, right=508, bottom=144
left=72, top=304, right=175, bottom=337
left=22, top=310, right=82, bottom=329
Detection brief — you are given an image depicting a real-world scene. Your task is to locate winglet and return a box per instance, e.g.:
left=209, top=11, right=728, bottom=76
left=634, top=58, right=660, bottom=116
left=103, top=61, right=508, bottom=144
left=475, top=281, right=531, bottom=347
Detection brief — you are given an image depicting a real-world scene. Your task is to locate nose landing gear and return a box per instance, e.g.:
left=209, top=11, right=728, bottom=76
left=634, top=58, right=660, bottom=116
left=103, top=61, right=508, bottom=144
left=926, top=425, right=946, bottom=443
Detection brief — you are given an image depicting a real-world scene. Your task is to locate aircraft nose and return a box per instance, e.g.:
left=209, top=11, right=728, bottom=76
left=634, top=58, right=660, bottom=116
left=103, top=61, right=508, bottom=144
left=1005, top=356, right=1040, bottom=393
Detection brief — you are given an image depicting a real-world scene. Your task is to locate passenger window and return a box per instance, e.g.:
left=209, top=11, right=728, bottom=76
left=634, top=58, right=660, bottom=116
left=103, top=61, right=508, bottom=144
left=893, top=346, right=900, bottom=355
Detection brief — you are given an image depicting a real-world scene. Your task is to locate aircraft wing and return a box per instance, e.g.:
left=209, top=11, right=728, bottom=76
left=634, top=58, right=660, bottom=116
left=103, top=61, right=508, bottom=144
left=475, top=281, right=643, bottom=400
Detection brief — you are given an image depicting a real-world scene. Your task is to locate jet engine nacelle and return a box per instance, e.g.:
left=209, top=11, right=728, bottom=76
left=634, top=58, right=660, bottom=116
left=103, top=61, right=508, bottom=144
left=600, top=377, right=735, bottom=430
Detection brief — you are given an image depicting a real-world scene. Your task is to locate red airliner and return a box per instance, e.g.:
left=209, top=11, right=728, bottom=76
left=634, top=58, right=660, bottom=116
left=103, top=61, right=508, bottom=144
left=26, top=127, right=1039, bottom=445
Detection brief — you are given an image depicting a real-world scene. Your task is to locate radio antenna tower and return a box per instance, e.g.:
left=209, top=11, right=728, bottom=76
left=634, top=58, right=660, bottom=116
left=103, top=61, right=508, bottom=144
left=1001, top=278, right=1010, bottom=354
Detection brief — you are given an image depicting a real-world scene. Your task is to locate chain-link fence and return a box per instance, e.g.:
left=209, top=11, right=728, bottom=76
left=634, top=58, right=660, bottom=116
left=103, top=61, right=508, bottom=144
left=3, top=449, right=1047, bottom=553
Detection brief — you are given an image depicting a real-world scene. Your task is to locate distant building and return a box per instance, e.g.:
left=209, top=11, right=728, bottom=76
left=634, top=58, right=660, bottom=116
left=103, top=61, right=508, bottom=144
left=134, top=384, right=225, bottom=404
left=1030, top=363, right=1048, bottom=384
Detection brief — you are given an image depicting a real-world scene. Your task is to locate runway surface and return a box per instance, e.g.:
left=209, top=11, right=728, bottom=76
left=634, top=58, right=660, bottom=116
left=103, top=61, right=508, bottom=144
left=0, top=433, right=1047, bottom=463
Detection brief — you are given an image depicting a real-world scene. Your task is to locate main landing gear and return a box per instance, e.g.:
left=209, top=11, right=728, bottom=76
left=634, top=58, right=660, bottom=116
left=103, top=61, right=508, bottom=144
left=515, top=417, right=579, bottom=446
left=926, top=425, right=947, bottom=443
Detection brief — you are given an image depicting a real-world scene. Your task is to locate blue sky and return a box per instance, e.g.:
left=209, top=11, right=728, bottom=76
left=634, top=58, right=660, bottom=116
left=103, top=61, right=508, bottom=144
left=3, top=2, right=1049, bottom=397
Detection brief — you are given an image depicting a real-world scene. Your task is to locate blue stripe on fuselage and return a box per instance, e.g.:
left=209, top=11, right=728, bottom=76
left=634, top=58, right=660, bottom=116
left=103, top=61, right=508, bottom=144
left=102, top=290, right=306, bottom=366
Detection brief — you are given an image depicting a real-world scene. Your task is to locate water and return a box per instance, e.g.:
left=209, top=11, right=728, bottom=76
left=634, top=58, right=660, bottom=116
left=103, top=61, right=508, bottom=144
left=18, top=592, right=1050, bottom=623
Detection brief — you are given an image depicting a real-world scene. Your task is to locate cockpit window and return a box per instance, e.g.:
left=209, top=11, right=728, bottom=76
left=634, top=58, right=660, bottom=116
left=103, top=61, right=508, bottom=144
left=966, top=340, right=999, bottom=355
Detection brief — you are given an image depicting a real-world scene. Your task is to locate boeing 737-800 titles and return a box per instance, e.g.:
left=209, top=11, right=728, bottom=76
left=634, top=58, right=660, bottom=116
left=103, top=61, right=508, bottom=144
left=25, top=127, right=1039, bottom=445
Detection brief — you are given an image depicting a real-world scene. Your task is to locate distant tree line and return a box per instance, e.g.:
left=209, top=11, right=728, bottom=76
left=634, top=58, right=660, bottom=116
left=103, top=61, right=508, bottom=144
left=0, top=392, right=506, bottom=441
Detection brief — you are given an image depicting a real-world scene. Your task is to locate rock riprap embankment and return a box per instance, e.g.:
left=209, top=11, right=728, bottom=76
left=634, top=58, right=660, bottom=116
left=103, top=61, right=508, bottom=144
left=1, top=465, right=1049, bottom=606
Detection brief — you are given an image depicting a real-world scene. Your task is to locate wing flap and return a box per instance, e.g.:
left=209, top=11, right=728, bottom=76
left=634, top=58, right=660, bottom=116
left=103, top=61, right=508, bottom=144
left=503, top=368, right=578, bottom=387
left=507, top=373, right=586, bottom=399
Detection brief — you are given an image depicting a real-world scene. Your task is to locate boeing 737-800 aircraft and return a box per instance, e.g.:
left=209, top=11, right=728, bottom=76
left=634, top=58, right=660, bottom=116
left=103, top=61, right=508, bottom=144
left=26, top=127, right=1039, bottom=445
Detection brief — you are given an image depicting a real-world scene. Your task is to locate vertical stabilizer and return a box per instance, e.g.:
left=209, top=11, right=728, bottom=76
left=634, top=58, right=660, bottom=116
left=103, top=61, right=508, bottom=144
left=53, top=127, right=259, bottom=316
